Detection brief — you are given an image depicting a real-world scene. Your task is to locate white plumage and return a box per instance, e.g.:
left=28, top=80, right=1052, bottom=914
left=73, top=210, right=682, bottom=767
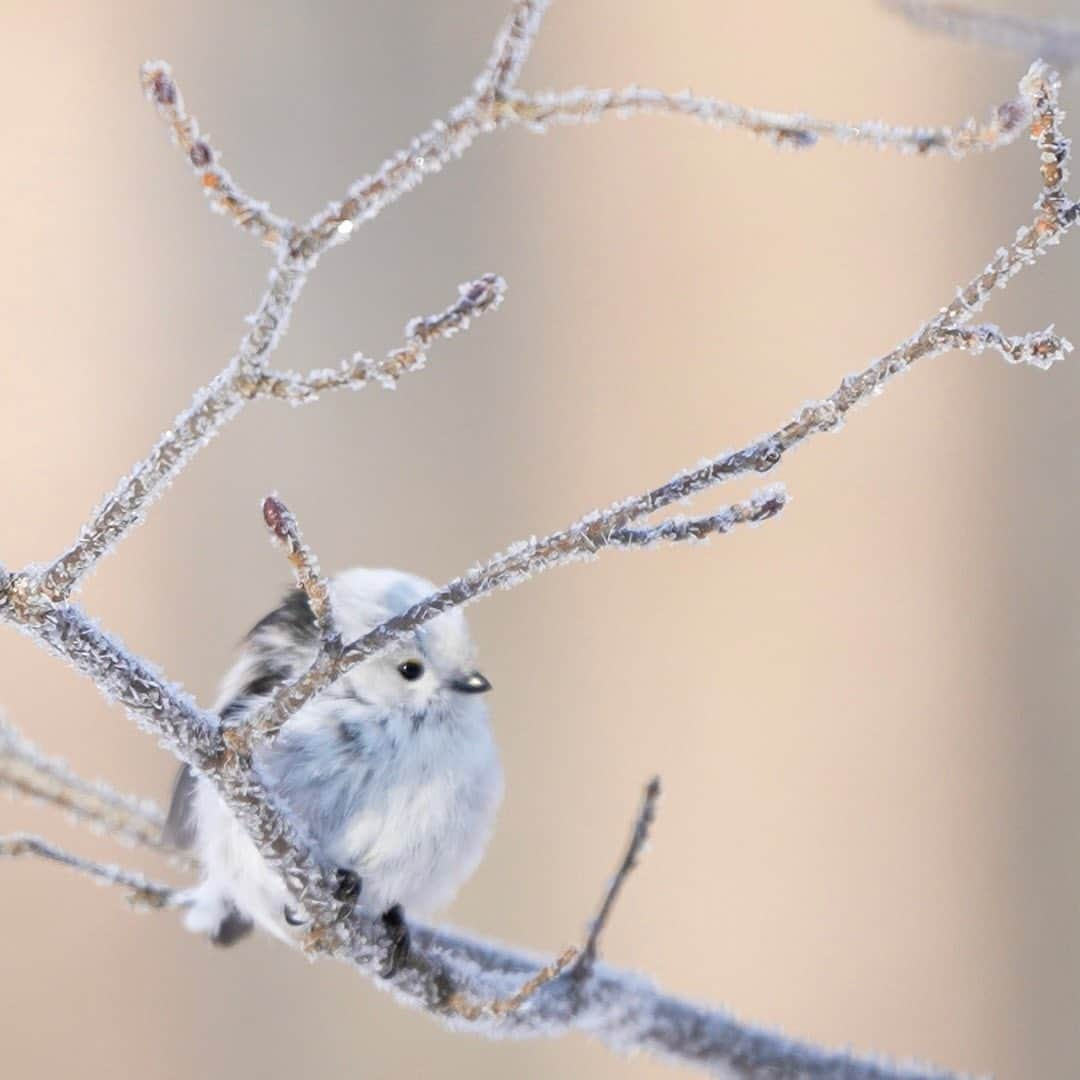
left=170, top=567, right=503, bottom=953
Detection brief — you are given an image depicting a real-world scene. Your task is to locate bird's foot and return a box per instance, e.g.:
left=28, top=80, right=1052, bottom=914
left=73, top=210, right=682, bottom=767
left=379, top=904, right=410, bottom=979
left=283, top=905, right=306, bottom=927
left=333, top=868, right=362, bottom=906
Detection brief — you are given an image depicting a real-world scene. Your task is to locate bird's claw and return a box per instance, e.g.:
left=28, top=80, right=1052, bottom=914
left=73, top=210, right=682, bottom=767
left=379, top=904, right=410, bottom=979
left=333, top=868, right=362, bottom=906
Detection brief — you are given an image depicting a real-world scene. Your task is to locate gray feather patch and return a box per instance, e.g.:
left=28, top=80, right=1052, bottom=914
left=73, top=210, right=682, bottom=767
left=162, top=763, right=198, bottom=850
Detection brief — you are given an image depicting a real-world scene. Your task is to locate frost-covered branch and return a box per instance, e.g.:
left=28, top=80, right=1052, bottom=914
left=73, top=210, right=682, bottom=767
left=260, top=496, right=338, bottom=647
left=140, top=61, right=291, bottom=248
left=498, top=83, right=1032, bottom=155
left=576, top=777, right=661, bottom=976
left=1, top=5, right=1078, bottom=1078
left=249, top=274, right=506, bottom=405
left=475, top=0, right=550, bottom=106
left=0, top=718, right=185, bottom=860
left=246, top=486, right=788, bottom=744
left=25, top=5, right=1044, bottom=604
left=0, top=834, right=180, bottom=909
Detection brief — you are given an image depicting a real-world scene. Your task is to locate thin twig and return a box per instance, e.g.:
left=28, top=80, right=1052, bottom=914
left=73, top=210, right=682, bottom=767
left=260, top=496, right=338, bottom=647
left=245, top=487, right=788, bottom=745
left=0, top=718, right=189, bottom=861
left=0, top=834, right=181, bottom=909
left=249, top=274, right=507, bottom=404
left=475, top=0, right=550, bottom=106
left=140, top=61, right=292, bottom=248
left=498, top=83, right=1032, bottom=156
left=577, top=777, right=661, bottom=975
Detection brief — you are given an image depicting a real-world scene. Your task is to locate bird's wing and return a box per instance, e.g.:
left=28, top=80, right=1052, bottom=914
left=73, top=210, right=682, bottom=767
left=162, top=763, right=198, bottom=850
left=162, top=589, right=319, bottom=851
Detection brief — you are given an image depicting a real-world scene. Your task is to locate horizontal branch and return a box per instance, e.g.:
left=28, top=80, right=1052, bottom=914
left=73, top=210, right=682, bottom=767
left=499, top=83, right=1031, bottom=156
left=363, top=919, right=953, bottom=1080
left=29, top=274, right=502, bottom=604
left=0, top=834, right=180, bottom=909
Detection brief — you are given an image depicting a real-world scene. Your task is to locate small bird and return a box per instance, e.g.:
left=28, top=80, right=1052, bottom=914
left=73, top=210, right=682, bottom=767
left=165, top=567, right=502, bottom=975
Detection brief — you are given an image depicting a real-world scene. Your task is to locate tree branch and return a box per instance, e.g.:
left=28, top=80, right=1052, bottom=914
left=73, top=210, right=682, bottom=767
left=0, top=834, right=181, bottom=909
left=26, top=10, right=1046, bottom=600
left=0, top=717, right=187, bottom=861
left=140, top=61, right=292, bottom=248
left=498, top=82, right=1033, bottom=156
left=576, top=776, right=661, bottom=976
left=245, top=486, right=788, bottom=745
left=475, top=0, right=550, bottom=106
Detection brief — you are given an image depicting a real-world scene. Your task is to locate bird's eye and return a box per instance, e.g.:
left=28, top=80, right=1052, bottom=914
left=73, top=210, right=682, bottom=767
left=397, top=659, right=425, bottom=682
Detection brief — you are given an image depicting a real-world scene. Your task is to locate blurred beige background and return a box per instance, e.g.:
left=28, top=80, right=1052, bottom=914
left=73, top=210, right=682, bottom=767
left=2, top=1, right=1079, bottom=1077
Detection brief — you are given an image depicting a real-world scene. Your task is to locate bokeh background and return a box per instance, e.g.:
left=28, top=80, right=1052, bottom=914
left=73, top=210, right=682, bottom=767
left=2, top=1, right=1079, bottom=1077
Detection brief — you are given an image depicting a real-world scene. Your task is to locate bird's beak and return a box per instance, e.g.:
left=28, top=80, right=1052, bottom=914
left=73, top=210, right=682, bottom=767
left=450, top=670, right=492, bottom=694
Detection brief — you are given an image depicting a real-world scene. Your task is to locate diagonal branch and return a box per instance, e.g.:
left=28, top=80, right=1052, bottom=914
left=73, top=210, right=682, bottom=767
left=31, top=274, right=504, bottom=604
left=576, top=776, right=661, bottom=976
left=251, top=274, right=507, bottom=404
left=140, top=62, right=292, bottom=248
left=0, top=834, right=181, bottom=909
left=244, top=486, right=788, bottom=746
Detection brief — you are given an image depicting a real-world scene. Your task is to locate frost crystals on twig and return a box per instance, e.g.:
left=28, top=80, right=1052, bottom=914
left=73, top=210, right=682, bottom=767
left=140, top=61, right=291, bottom=248
left=498, top=83, right=1033, bottom=156
left=0, top=834, right=180, bottom=909
left=576, top=776, right=661, bottom=976
left=0, top=717, right=184, bottom=860
left=261, top=496, right=338, bottom=649
left=249, top=486, right=788, bottom=742
left=251, top=274, right=507, bottom=404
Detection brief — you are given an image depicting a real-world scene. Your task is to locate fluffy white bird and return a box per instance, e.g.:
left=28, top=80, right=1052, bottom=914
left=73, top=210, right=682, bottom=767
left=165, top=567, right=502, bottom=974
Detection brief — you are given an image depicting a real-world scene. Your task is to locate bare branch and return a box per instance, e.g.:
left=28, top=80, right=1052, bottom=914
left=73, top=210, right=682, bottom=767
left=885, top=0, right=1080, bottom=71
left=499, top=83, right=1032, bottom=156
left=446, top=947, right=579, bottom=1021
left=0, top=834, right=181, bottom=909
left=252, top=274, right=507, bottom=404
left=29, top=38, right=1045, bottom=600
left=475, top=0, right=551, bottom=106
left=0, top=718, right=187, bottom=860
left=140, top=62, right=292, bottom=247
left=940, top=322, right=1073, bottom=369
left=261, top=496, right=338, bottom=648
left=577, top=777, right=661, bottom=975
